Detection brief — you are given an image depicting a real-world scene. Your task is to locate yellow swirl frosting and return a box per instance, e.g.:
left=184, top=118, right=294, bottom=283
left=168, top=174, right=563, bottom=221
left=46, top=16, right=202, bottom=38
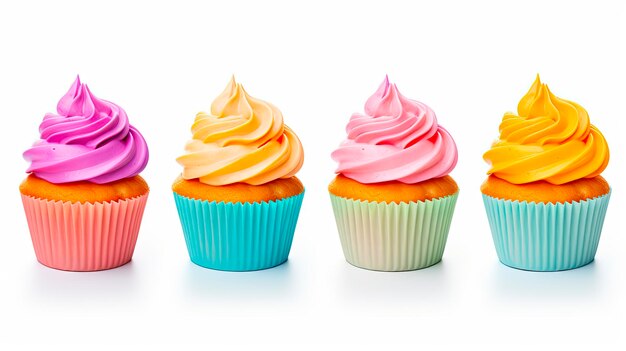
left=177, top=77, right=304, bottom=186
left=484, top=75, right=609, bottom=185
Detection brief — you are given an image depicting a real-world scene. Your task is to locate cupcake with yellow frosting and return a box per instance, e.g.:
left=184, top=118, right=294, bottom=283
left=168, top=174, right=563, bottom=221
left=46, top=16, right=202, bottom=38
left=173, top=77, right=304, bottom=271
left=482, top=75, right=611, bottom=271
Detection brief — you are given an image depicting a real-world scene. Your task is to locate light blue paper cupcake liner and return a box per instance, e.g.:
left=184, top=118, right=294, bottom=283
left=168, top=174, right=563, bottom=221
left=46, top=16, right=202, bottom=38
left=173, top=192, right=304, bottom=271
left=482, top=192, right=610, bottom=272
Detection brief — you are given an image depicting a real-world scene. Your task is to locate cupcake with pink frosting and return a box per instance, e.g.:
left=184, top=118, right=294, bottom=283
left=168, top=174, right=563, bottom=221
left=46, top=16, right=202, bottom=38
left=20, top=76, right=149, bottom=271
left=329, top=76, right=459, bottom=271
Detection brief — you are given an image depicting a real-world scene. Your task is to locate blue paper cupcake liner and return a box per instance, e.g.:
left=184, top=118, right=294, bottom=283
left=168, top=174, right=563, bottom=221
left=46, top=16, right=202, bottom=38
left=482, top=192, right=611, bottom=272
left=173, top=191, right=304, bottom=271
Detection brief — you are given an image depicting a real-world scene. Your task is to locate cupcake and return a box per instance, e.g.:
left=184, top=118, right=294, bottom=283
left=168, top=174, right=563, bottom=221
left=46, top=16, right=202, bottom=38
left=482, top=75, right=610, bottom=271
left=173, top=77, right=304, bottom=271
left=20, top=76, right=149, bottom=271
left=329, top=76, right=459, bottom=271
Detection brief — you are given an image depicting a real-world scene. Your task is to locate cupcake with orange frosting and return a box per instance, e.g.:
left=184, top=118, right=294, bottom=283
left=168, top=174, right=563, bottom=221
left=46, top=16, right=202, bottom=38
left=20, top=76, right=149, bottom=271
left=329, top=76, right=459, bottom=271
left=173, top=77, right=304, bottom=271
left=482, top=75, right=611, bottom=271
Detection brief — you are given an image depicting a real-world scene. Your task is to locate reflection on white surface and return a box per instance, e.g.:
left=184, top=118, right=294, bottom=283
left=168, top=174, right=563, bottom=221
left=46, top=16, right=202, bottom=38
left=180, top=260, right=297, bottom=302
left=336, top=259, right=453, bottom=307
left=25, top=260, right=142, bottom=305
left=489, top=260, right=603, bottom=302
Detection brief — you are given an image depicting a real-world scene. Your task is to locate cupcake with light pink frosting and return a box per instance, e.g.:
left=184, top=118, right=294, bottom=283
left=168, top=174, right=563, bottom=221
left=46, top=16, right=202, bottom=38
left=329, top=76, right=459, bottom=271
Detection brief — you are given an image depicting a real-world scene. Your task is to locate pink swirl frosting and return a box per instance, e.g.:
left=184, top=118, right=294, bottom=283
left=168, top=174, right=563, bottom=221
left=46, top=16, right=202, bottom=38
left=23, top=76, right=149, bottom=184
left=331, top=76, right=457, bottom=184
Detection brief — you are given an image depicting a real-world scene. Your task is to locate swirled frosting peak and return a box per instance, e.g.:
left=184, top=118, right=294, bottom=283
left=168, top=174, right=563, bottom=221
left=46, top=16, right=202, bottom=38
left=484, top=75, right=609, bottom=185
left=176, top=77, right=304, bottom=185
left=331, top=76, right=458, bottom=184
left=24, top=76, right=149, bottom=184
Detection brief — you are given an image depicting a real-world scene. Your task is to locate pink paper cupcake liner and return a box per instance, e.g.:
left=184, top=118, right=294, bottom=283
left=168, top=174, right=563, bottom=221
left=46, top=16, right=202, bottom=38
left=21, top=193, right=149, bottom=271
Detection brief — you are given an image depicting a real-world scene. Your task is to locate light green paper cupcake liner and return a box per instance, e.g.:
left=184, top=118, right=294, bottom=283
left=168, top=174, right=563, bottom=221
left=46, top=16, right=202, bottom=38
left=482, top=191, right=611, bottom=271
left=330, top=192, right=458, bottom=271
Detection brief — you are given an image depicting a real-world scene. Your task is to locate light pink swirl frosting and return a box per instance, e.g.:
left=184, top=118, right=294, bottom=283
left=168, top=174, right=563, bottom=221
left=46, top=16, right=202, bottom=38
left=331, top=76, right=457, bottom=184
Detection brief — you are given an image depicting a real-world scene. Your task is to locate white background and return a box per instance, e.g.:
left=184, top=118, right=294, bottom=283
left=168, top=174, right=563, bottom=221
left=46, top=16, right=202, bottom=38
left=0, top=0, right=624, bottom=349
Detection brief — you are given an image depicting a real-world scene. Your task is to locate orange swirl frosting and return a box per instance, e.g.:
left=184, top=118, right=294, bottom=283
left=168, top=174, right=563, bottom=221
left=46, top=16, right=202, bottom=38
left=484, top=75, right=609, bottom=185
left=177, top=77, right=303, bottom=185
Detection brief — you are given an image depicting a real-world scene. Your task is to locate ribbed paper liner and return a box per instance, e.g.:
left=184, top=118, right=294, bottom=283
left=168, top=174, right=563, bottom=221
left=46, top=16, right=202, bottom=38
left=173, top=192, right=304, bottom=271
left=21, top=193, right=148, bottom=272
left=330, top=192, right=458, bottom=271
left=482, top=192, right=611, bottom=271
